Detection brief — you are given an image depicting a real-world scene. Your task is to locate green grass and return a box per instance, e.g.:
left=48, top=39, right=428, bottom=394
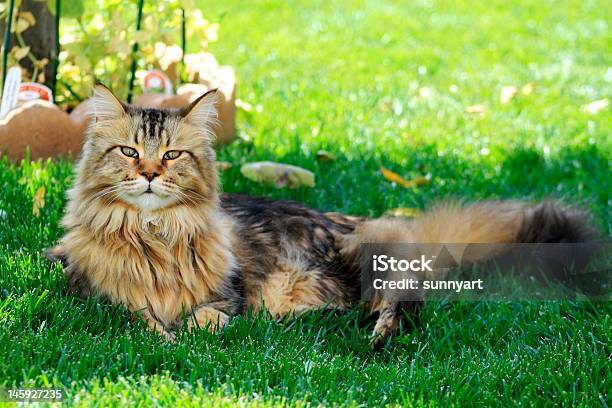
left=1, top=0, right=611, bottom=406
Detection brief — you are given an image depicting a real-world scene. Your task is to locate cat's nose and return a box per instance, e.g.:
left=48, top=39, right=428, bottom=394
left=140, top=171, right=160, bottom=182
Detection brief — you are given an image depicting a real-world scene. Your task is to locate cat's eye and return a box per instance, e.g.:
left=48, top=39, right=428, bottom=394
left=120, top=146, right=138, bottom=158
left=163, top=150, right=182, bottom=160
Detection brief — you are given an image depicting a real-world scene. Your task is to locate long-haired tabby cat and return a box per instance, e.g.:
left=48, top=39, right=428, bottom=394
left=48, top=84, right=595, bottom=347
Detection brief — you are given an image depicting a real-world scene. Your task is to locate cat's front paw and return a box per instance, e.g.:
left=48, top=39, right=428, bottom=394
left=186, top=306, right=229, bottom=333
left=161, top=329, right=176, bottom=342
left=369, top=300, right=424, bottom=350
left=370, top=315, right=399, bottom=350
left=141, top=316, right=176, bottom=342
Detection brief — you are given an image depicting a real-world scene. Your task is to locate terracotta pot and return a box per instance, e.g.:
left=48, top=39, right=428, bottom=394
left=0, top=100, right=83, bottom=161
left=69, top=98, right=93, bottom=136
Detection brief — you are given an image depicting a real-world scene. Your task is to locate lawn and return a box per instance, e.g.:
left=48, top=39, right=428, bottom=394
left=1, top=0, right=610, bottom=406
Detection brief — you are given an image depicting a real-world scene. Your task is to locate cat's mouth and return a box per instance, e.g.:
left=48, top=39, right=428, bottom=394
left=119, top=183, right=174, bottom=211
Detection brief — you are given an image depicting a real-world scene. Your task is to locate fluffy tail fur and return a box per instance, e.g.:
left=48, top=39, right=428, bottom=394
left=343, top=200, right=595, bottom=251
left=340, top=200, right=598, bottom=348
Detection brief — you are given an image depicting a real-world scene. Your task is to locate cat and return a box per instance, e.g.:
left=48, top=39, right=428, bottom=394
left=47, top=84, right=596, bottom=348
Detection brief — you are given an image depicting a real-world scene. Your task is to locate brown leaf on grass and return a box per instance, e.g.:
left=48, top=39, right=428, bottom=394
left=32, top=186, right=45, bottom=216
left=465, top=104, right=487, bottom=116
left=316, top=150, right=336, bottom=162
left=500, top=86, right=518, bottom=104
left=384, top=207, right=421, bottom=219
left=216, top=161, right=232, bottom=171
left=380, top=167, right=429, bottom=189
left=581, top=98, right=609, bottom=114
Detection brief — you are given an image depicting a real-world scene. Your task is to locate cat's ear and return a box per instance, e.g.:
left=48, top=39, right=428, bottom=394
left=181, top=89, right=218, bottom=126
left=89, top=83, right=126, bottom=122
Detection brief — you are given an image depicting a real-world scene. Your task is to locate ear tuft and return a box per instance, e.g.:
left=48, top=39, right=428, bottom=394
left=89, top=83, right=126, bottom=121
left=181, top=89, right=218, bottom=126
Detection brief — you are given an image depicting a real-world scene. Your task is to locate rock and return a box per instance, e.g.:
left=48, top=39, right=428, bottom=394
left=0, top=100, right=83, bottom=161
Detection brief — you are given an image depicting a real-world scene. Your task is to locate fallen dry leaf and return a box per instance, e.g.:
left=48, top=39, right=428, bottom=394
left=582, top=98, right=609, bottom=114
left=384, top=207, right=421, bottom=219
left=521, top=83, right=536, bottom=95
left=316, top=150, right=336, bottom=162
left=216, top=161, right=232, bottom=171
left=32, top=186, right=45, bottom=216
left=500, top=86, right=518, bottom=104
left=380, top=167, right=429, bottom=189
left=465, top=104, right=487, bottom=116
left=241, top=161, right=315, bottom=188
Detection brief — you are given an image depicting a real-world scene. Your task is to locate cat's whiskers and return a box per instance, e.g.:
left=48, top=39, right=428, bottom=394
left=93, top=185, right=124, bottom=202
left=91, top=181, right=142, bottom=208
left=183, top=189, right=208, bottom=202
left=158, top=182, right=198, bottom=206
left=174, top=188, right=201, bottom=206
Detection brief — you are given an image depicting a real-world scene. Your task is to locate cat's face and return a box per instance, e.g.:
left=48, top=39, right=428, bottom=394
left=79, top=85, right=219, bottom=211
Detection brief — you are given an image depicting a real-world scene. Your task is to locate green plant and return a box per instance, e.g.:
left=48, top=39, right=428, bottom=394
left=0, top=0, right=220, bottom=105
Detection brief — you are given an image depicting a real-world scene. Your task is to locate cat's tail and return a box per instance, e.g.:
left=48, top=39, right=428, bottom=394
left=342, top=200, right=596, bottom=254
left=340, top=200, right=599, bottom=348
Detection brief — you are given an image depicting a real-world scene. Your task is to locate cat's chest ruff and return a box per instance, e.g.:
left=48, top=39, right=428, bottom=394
left=140, top=214, right=163, bottom=236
